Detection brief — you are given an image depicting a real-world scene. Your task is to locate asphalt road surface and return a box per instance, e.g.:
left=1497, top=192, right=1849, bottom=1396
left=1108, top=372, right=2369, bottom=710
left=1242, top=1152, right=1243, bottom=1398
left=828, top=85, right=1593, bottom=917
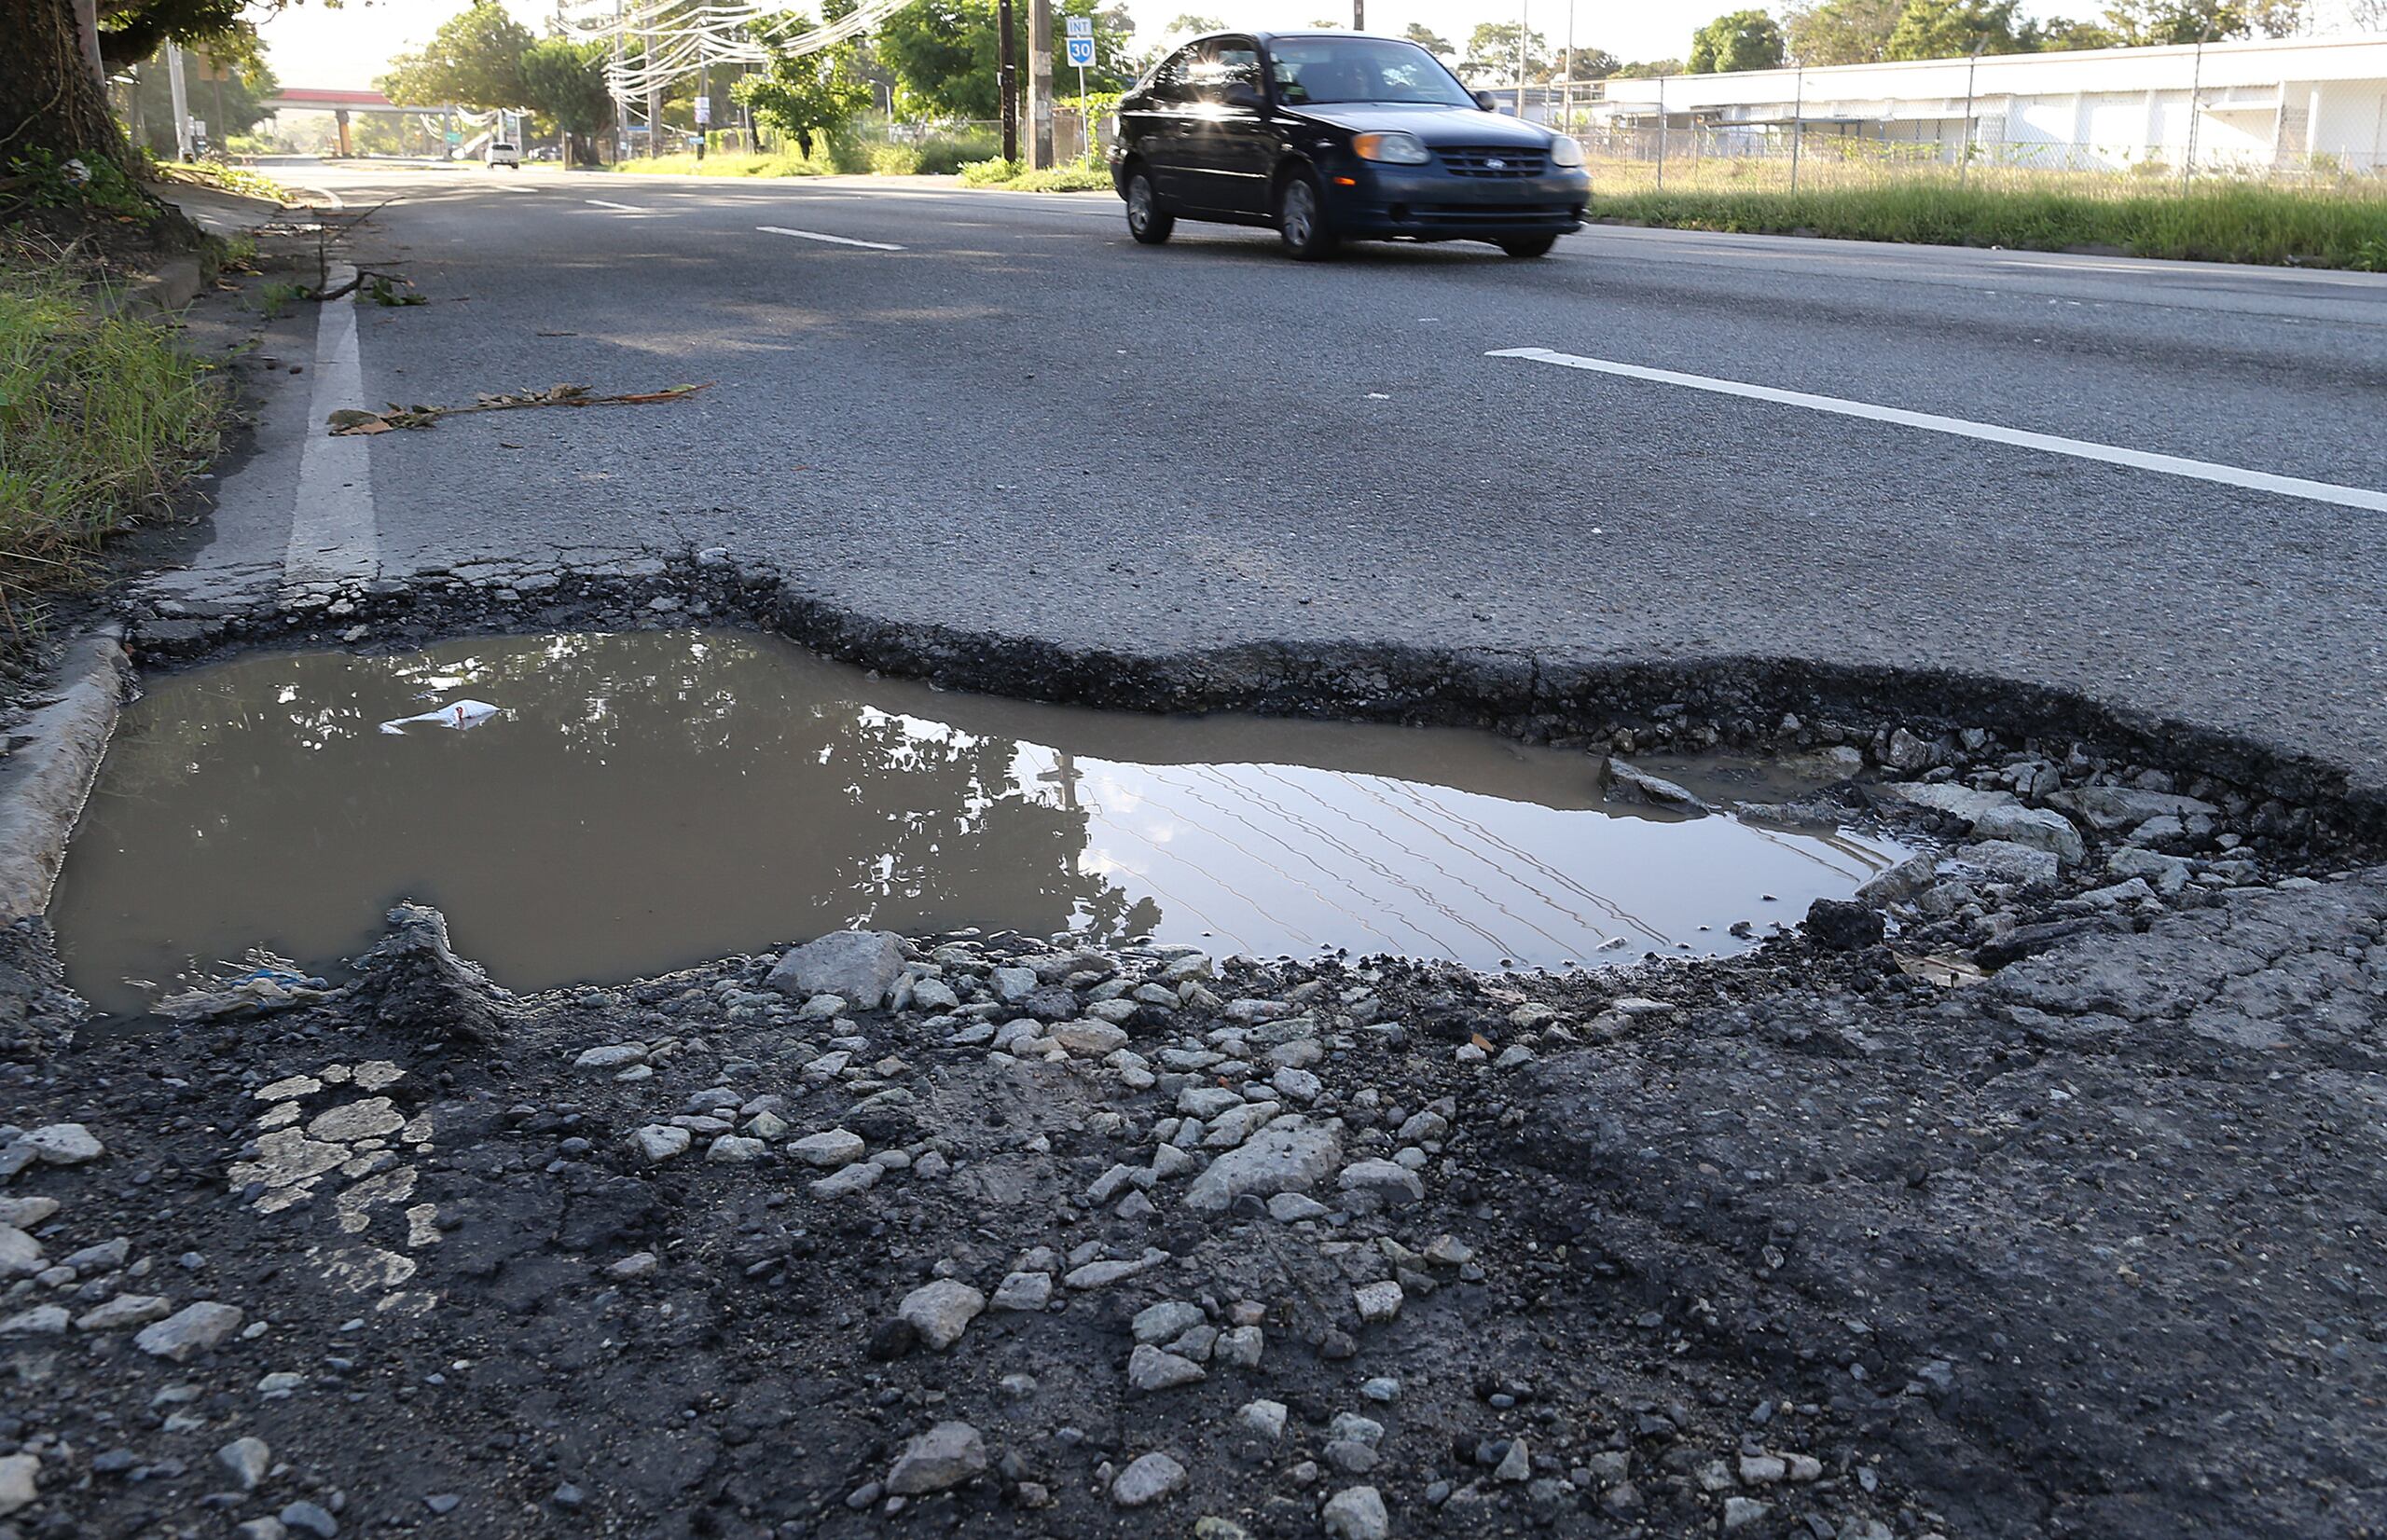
left=198, top=161, right=2387, bottom=792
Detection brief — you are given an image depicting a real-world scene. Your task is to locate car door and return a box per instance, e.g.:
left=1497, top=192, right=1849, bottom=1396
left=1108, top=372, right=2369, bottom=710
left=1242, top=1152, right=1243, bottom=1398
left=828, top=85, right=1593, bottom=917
left=1196, top=37, right=1276, bottom=217
left=1128, top=46, right=1200, bottom=202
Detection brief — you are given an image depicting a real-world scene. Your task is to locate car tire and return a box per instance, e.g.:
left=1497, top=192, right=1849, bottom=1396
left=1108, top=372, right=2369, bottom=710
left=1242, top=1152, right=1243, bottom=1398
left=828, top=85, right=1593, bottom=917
left=1276, top=169, right=1338, bottom=262
left=1498, top=234, right=1558, bottom=258
left=1125, top=170, right=1174, bottom=244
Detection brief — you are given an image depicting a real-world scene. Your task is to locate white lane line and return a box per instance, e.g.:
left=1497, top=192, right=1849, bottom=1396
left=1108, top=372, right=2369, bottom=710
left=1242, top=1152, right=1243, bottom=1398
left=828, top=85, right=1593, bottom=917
left=283, top=263, right=380, bottom=593
left=756, top=224, right=904, bottom=251
left=1490, top=346, right=2387, bottom=514
left=585, top=198, right=644, bottom=211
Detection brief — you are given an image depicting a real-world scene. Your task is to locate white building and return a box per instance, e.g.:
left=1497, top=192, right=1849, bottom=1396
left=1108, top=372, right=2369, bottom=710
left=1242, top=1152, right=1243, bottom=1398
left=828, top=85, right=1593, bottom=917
left=1577, top=33, right=2387, bottom=174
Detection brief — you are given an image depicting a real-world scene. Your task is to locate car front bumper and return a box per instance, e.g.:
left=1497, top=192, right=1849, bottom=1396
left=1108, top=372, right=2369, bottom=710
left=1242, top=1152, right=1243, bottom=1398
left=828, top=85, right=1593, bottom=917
left=1324, top=163, right=1589, bottom=240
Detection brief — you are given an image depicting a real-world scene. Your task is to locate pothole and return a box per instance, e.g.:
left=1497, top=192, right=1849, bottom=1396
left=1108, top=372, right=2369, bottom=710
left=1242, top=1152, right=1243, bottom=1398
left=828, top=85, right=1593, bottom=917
left=51, top=630, right=1912, bottom=1021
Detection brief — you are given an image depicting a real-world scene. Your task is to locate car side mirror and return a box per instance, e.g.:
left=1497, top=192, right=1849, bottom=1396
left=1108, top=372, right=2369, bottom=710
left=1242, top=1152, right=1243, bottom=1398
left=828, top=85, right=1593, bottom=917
left=1221, top=83, right=1266, bottom=112
left=1473, top=90, right=1498, bottom=112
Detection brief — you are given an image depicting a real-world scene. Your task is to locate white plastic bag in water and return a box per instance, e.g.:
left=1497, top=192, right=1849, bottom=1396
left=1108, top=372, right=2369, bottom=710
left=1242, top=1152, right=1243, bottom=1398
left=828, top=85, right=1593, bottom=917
left=378, top=699, right=504, bottom=735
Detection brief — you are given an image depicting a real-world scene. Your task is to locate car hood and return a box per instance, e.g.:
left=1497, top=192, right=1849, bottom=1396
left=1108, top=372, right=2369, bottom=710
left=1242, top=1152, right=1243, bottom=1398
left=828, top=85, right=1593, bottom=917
left=1281, top=103, right=1552, bottom=148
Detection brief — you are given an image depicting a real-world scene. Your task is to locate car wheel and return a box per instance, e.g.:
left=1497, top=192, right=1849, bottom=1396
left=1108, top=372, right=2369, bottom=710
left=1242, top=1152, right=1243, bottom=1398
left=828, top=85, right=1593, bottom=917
left=1125, top=171, right=1174, bottom=245
left=1276, top=170, right=1338, bottom=262
left=1498, top=234, right=1558, bottom=258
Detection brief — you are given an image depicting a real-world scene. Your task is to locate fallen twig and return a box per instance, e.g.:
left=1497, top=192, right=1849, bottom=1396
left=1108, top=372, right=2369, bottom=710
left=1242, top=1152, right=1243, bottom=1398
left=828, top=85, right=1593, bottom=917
left=327, top=380, right=714, bottom=435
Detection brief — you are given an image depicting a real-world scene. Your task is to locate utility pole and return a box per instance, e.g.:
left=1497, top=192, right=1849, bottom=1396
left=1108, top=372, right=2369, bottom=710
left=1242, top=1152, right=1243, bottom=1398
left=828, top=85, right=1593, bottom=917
left=207, top=54, right=228, bottom=157
left=999, top=0, right=1018, bottom=162
left=613, top=0, right=628, bottom=159
left=167, top=41, right=193, bottom=159
left=1655, top=74, right=1666, bottom=191
left=1352, top=0, right=1362, bottom=29
left=1556, top=0, right=1575, bottom=131
left=2183, top=21, right=2214, bottom=193
left=1789, top=63, right=1803, bottom=191
left=1562, top=0, right=1574, bottom=131
left=645, top=12, right=662, bottom=158
left=73, top=0, right=107, bottom=88
left=1958, top=39, right=1982, bottom=185
left=1028, top=0, right=1054, bottom=170
left=1515, top=0, right=1527, bottom=119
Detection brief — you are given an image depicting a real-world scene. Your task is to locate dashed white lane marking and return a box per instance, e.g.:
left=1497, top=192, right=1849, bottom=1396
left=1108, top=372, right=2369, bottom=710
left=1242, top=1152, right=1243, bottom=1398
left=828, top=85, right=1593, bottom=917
left=1490, top=346, right=2387, bottom=514
left=756, top=224, right=904, bottom=251
left=283, top=263, right=380, bottom=592
left=585, top=198, right=643, bottom=211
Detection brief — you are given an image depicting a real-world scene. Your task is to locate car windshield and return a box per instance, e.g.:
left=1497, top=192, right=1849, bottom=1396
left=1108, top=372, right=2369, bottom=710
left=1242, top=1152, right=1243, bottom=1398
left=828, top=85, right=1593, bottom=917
left=1271, top=37, right=1473, bottom=107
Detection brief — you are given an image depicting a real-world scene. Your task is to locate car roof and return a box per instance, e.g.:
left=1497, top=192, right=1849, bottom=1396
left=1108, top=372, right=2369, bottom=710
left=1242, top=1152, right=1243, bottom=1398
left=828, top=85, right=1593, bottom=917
left=1187, top=29, right=1409, bottom=45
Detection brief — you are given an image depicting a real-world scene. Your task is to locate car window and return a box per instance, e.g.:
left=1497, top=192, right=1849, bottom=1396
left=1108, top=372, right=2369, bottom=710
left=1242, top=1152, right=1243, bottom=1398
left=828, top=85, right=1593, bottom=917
left=1270, top=37, right=1474, bottom=107
left=1145, top=45, right=1198, bottom=104
left=1189, top=38, right=1262, bottom=103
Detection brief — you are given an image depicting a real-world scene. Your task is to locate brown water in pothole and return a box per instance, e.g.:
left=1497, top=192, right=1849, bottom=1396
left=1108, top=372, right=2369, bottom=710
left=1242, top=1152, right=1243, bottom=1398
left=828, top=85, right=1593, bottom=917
left=51, top=631, right=1910, bottom=1018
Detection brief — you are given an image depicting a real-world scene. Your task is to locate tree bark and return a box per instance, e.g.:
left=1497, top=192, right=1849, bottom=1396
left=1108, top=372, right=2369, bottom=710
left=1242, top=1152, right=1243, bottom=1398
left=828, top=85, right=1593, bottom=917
left=2, top=0, right=130, bottom=163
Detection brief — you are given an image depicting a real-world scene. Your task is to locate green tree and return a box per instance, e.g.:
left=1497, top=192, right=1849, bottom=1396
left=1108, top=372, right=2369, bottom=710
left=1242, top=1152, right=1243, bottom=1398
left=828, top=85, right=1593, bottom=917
left=877, top=0, right=1129, bottom=117
left=1401, top=22, right=1456, bottom=57
left=1784, top=0, right=1904, bottom=63
left=1557, top=47, right=1621, bottom=79
left=2097, top=0, right=2302, bottom=43
left=1883, top=0, right=2027, bottom=59
left=9, top=0, right=267, bottom=169
left=2024, top=17, right=2122, bottom=48
left=1459, top=21, right=1550, bottom=84
left=1610, top=57, right=1685, bottom=76
left=519, top=36, right=612, bottom=164
left=1163, top=12, right=1223, bottom=35
left=379, top=1, right=536, bottom=110
left=733, top=35, right=872, bottom=155
left=127, top=48, right=276, bottom=155
left=1690, top=8, right=1787, bottom=70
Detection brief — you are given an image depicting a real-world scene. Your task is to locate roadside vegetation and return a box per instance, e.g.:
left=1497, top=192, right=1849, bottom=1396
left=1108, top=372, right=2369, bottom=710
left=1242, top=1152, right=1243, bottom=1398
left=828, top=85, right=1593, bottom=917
left=153, top=159, right=292, bottom=204
left=619, top=131, right=1000, bottom=181
left=1593, top=174, right=2387, bottom=270
left=0, top=242, right=222, bottom=615
left=957, top=157, right=1112, bottom=192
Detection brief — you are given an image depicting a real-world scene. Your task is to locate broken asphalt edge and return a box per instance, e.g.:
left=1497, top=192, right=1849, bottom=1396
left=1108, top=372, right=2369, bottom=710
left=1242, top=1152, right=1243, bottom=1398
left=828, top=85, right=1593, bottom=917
left=0, top=627, right=131, bottom=923
left=119, top=555, right=2380, bottom=854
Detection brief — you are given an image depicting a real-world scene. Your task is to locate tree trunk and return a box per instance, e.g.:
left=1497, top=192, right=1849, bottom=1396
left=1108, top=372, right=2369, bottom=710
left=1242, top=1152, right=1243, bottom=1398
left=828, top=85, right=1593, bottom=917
left=1, top=0, right=129, bottom=164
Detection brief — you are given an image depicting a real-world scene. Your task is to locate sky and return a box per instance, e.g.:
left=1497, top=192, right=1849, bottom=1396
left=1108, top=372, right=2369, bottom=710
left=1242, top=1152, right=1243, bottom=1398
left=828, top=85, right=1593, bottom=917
left=253, top=0, right=2367, bottom=91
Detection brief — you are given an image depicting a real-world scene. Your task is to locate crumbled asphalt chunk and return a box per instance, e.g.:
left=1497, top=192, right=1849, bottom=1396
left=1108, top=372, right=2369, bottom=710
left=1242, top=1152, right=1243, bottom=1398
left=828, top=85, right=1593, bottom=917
left=0, top=705, right=2374, bottom=1540
left=1800, top=897, right=1884, bottom=951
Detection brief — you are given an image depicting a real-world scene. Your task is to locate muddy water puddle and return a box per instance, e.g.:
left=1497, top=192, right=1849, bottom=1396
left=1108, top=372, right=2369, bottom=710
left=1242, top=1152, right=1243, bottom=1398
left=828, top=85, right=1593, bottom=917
left=53, top=632, right=1909, bottom=1019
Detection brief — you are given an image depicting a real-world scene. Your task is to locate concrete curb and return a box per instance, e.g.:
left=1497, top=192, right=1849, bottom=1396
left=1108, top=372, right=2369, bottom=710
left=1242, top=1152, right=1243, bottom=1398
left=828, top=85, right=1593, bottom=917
left=95, top=257, right=203, bottom=321
left=0, top=628, right=131, bottom=922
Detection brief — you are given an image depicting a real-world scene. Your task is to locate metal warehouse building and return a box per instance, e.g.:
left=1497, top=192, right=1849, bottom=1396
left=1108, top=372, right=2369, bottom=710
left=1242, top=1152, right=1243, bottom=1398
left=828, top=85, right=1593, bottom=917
left=1580, top=33, right=2387, bottom=175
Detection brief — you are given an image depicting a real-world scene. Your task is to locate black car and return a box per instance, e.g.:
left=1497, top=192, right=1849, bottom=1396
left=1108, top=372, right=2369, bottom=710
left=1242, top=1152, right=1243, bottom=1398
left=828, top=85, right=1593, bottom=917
left=1109, top=31, right=1590, bottom=260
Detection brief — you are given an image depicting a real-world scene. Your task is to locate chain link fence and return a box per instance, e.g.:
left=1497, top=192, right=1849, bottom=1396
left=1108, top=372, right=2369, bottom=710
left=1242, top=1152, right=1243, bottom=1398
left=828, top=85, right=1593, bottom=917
left=1529, top=37, right=2387, bottom=199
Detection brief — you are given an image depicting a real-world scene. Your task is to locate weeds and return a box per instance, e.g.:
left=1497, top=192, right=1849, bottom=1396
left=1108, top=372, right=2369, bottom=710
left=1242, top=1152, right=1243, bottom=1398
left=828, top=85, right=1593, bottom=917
left=957, top=157, right=1023, bottom=187
left=154, top=159, right=292, bottom=205
left=958, top=156, right=1110, bottom=192
left=1591, top=176, right=2387, bottom=270
left=257, top=280, right=306, bottom=319
left=0, top=245, right=223, bottom=615
left=1, top=148, right=153, bottom=220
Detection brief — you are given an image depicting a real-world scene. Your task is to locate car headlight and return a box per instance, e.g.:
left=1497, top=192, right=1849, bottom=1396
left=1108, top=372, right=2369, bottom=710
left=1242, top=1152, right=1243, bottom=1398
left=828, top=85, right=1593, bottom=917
left=1548, top=133, right=1584, bottom=169
left=1352, top=131, right=1431, bottom=166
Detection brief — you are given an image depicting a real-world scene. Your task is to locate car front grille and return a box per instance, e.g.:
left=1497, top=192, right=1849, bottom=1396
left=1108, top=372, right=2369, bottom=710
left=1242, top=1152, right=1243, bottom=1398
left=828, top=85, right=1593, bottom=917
left=1409, top=203, right=1576, bottom=226
left=1437, top=147, right=1548, bottom=178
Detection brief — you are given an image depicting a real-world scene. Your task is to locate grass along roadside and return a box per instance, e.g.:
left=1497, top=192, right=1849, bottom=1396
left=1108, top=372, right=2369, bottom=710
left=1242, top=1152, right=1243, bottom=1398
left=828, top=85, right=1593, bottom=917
left=958, top=157, right=1112, bottom=192
left=1590, top=178, right=2387, bottom=270
left=153, top=159, right=293, bottom=205
left=0, top=242, right=223, bottom=618
left=619, top=131, right=998, bottom=181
